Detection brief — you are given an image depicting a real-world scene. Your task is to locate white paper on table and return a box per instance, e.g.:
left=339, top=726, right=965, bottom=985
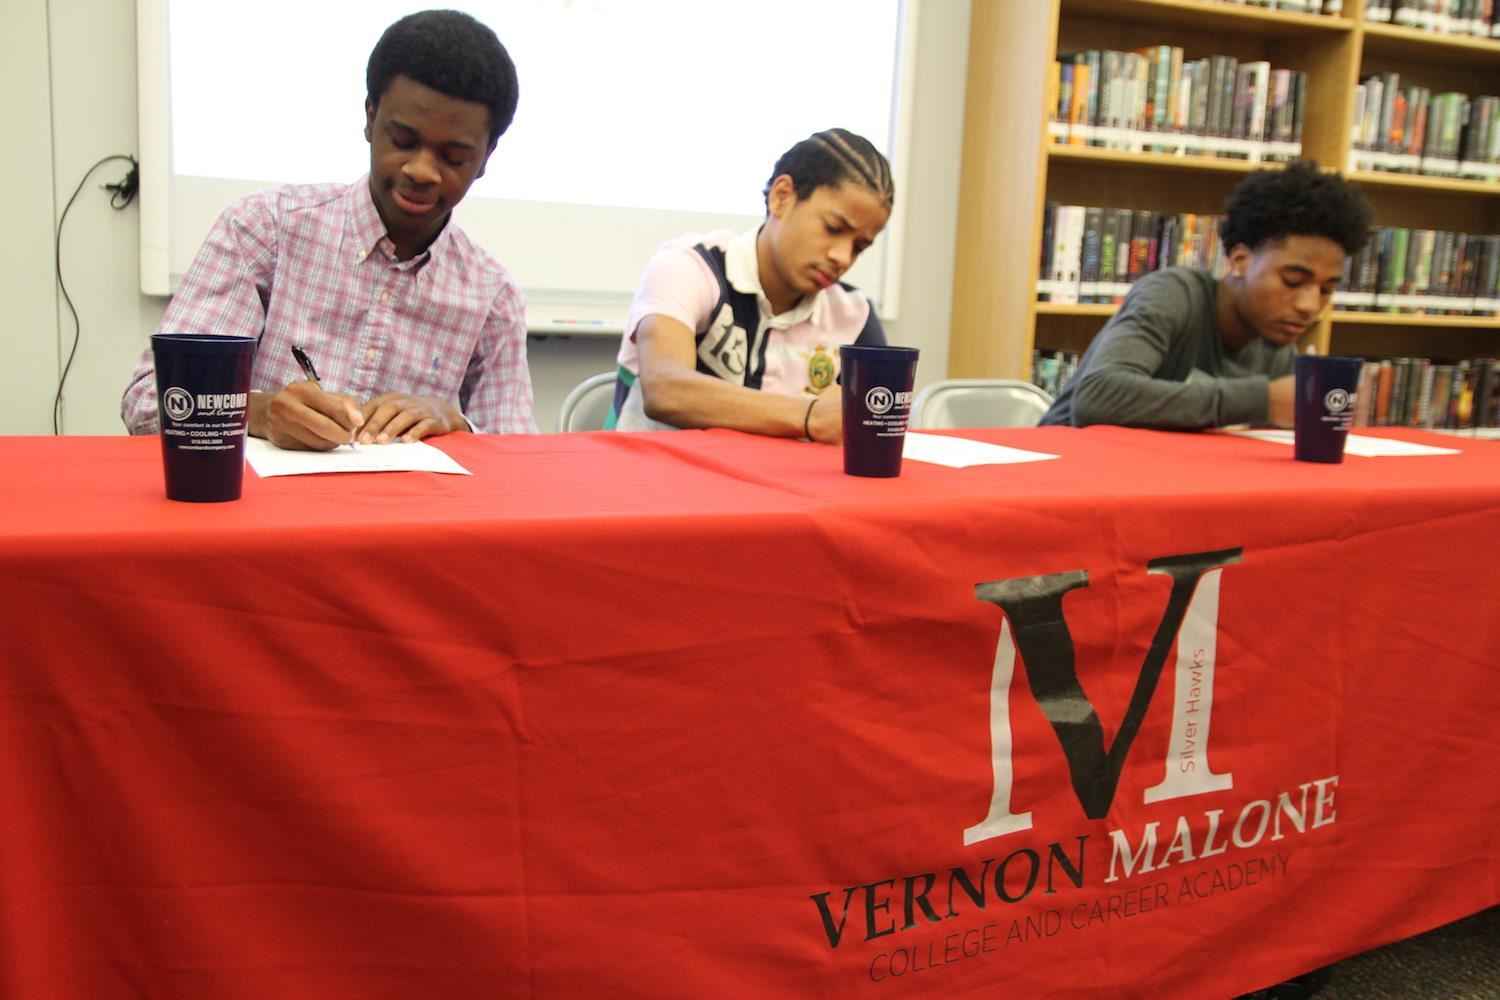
left=901, top=432, right=1061, bottom=468
left=1228, top=429, right=1461, bottom=457
left=244, top=437, right=472, bottom=477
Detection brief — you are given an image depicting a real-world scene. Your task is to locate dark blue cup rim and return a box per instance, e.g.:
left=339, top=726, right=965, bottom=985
left=152, top=333, right=258, bottom=355
left=840, top=345, right=920, bottom=363
left=1296, top=354, right=1364, bottom=370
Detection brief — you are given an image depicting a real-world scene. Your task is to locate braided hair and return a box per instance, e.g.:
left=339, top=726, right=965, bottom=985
left=763, top=128, right=895, bottom=210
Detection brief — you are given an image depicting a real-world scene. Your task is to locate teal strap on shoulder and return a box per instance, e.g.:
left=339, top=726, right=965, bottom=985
left=603, top=365, right=636, bottom=431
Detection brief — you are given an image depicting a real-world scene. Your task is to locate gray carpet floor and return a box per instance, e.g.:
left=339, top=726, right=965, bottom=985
left=1318, top=906, right=1499, bottom=999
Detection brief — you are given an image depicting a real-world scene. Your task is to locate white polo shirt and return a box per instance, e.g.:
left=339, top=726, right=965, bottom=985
left=613, top=228, right=885, bottom=430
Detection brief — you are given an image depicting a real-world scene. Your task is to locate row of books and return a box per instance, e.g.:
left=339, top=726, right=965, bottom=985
left=1024, top=349, right=1496, bottom=429
left=1206, top=0, right=1343, bottom=11
left=1024, top=348, right=1498, bottom=428
left=1365, top=0, right=1500, bottom=37
left=1337, top=228, right=1500, bottom=314
left=1047, top=49, right=1307, bottom=162
left=1037, top=205, right=1228, bottom=304
left=1025, top=352, right=1499, bottom=428
left=1031, top=350, right=1081, bottom=401
left=1352, top=356, right=1499, bottom=429
left=1035, top=204, right=1500, bottom=315
left=1349, top=76, right=1500, bottom=181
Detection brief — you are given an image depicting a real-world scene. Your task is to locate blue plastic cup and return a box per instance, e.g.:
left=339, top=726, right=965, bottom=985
left=151, top=334, right=258, bottom=501
left=840, top=345, right=920, bottom=477
left=1293, top=355, right=1364, bottom=464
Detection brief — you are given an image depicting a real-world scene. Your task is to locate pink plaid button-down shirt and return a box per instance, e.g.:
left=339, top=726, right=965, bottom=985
left=122, top=178, right=536, bottom=435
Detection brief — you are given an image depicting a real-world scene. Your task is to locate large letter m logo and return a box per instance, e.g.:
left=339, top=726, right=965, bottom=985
left=964, top=549, right=1242, bottom=846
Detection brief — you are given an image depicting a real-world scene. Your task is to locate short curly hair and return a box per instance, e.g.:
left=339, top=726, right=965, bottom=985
left=366, top=10, right=519, bottom=149
left=763, top=128, right=895, bottom=210
left=1219, top=161, right=1371, bottom=257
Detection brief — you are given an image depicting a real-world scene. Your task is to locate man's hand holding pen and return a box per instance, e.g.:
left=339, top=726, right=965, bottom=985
left=250, top=380, right=364, bottom=451
left=245, top=344, right=364, bottom=452
left=245, top=345, right=469, bottom=449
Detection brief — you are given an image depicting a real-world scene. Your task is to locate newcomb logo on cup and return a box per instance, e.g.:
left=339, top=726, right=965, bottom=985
left=194, top=392, right=250, bottom=415
left=162, top=387, right=251, bottom=422
left=163, top=386, right=195, bottom=422
left=863, top=387, right=913, bottom=416
left=1324, top=388, right=1351, bottom=413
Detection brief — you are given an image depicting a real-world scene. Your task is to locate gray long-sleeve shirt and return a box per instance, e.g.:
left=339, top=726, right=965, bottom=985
left=1040, top=268, right=1294, bottom=429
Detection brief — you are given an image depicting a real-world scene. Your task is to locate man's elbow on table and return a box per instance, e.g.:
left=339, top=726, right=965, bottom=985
left=1068, top=373, right=1136, bottom=428
left=637, top=370, right=695, bottom=428
left=121, top=383, right=159, bottom=436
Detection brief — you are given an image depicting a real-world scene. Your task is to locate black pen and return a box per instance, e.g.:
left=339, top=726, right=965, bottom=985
left=290, top=344, right=322, bottom=386
left=290, top=345, right=357, bottom=449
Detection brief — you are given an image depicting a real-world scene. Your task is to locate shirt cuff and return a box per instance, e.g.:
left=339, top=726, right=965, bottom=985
left=1219, top=375, right=1272, bottom=426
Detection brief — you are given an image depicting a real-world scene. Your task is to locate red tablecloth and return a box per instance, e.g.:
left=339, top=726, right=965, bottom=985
left=1, top=428, right=1496, bottom=999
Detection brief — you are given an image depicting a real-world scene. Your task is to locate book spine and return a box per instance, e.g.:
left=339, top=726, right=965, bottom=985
left=1204, top=57, right=1222, bottom=144
left=1038, top=202, right=1057, bottom=300
left=1155, top=45, right=1173, bottom=136
left=1066, top=205, right=1087, bottom=304
left=1249, top=62, right=1270, bottom=150
left=1098, top=51, right=1117, bottom=148
left=1080, top=206, right=1103, bottom=303
left=1374, top=361, right=1395, bottom=425
left=1113, top=209, right=1134, bottom=300
left=1414, top=360, right=1434, bottom=427
left=1055, top=62, right=1072, bottom=141
left=1069, top=62, right=1091, bottom=146
left=1352, top=362, right=1376, bottom=428
left=1291, top=71, right=1307, bottom=147
left=1389, top=358, right=1410, bottom=425
left=1167, top=47, right=1184, bottom=137
left=1222, top=57, right=1240, bottom=147
left=1099, top=208, right=1119, bottom=303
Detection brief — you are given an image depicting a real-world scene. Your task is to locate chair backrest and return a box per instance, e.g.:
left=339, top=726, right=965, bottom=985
left=908, top=378, right=1054, bottom=430
left=557, top=372, right=618, bottom=432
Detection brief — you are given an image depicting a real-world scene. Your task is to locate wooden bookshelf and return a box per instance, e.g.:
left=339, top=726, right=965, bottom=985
left=1035, top=303, right=1118, bottom=317
left=1329, top=311, right=1500, bottom=359
left=1048, top=144, right=1267, bottom=174
left=1331, top=311, right=1500, bottom=327
left=949, top=0, right=1500, bottom=378
left=1063, top=0, right=1354, bottom=36
left=1348, top=169, right=1500, bottom=196
left=1035, top=305, right=1500, bottom=324
left=1361, top=22, right=1500, bottom=67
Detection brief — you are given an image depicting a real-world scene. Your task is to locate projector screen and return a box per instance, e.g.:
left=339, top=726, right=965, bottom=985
left=137, top=0, right=916, bottom=330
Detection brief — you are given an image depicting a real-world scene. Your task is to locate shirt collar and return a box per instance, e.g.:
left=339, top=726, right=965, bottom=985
left=345, top=176, right=451, bottom=271
left=725, top=227, right=821, bottom=329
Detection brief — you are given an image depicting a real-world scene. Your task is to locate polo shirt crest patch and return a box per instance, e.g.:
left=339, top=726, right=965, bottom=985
left=807, top=345, right=835, bottom=395
left=697, top=303, right=750, bottom=384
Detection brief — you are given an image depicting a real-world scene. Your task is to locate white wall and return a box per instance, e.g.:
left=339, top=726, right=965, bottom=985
left=5, top=0, right=968, bottom=436
left=4, top=0, right=64, bottom=435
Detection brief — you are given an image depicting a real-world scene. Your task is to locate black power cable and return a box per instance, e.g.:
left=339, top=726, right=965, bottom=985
left=54, top=154, right=139, bottom=434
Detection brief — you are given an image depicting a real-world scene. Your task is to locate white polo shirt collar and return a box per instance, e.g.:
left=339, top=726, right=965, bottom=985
left=724, top=228, right=822, bottom=330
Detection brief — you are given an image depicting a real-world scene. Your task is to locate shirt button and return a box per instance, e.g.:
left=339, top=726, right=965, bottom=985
left=357, top=250, right=368, bottom=262
left=380, top=292, right=391, bottom=304
left=365, top=349, right=377, bottom=361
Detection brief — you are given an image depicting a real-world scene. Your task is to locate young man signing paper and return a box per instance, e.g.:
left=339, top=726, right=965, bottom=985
left=1040, top=162, right=1371, bottom=430
left=610, top=129, right=894, bottom=444
left=122, top=10, right=536, bottom=448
